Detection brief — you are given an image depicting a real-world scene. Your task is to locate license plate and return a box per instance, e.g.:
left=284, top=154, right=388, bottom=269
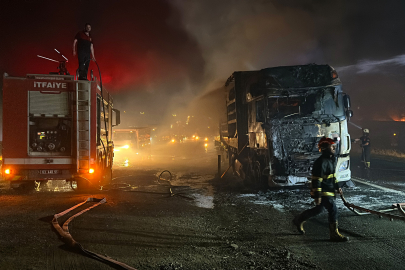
left=39, top=170, right=60, bottom=175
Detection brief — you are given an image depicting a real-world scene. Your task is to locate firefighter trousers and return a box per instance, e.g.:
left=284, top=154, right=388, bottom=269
left=362, top=146, right=371, bottom=168
left=298, top=196, right=338, bottom=223
left=78, top=52, right=91, bottom=80
left=362, top=146, right=371, bottom=162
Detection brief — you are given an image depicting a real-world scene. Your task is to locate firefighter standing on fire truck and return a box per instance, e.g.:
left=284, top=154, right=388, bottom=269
left=292, top=137, right=348, bottom=242
left=73, top=23, right=95, bottom=80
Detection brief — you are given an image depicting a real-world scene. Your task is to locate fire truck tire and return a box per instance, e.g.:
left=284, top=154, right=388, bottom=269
left=11, top=181, right=35, bottom=191
left=73, top=178, right=92, bottom=191
left=101, top=167, right=112, bottom=186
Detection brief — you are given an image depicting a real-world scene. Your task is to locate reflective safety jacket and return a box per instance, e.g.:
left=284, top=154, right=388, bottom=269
left=310, top=153, right=338, bottom=198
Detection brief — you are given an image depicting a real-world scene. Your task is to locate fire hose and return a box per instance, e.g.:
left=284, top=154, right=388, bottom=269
left=52, top=197, right=137, bottom=270
left=340, top=193, right=405, bottom=222
left=102, top=170, right=195, bottom=200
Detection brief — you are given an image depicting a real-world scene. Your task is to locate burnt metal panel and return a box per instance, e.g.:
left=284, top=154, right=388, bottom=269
left=261, top=64, right=340, bottom=89
left=234, top=71, right=259, bottom=151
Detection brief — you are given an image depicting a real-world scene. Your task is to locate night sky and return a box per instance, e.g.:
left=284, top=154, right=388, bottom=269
left=1, top=0, right=405, bottom=126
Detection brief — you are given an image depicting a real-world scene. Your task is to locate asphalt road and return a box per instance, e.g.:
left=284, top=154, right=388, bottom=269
left=1, top=143, right=405, bottom=270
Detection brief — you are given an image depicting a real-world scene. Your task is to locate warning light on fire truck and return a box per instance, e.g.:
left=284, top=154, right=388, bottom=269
left=4, top=169, right=10, bottom=175
left=89, top=168, right=95, bottom=174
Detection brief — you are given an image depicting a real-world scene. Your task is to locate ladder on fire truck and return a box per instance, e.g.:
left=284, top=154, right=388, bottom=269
left=76, top=82, right=91, bottom=174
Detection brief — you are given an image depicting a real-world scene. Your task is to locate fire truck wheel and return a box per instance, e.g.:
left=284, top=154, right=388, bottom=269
left=11, top=181, right=35, bottom=191
left=78, top=179, right=92, bottom=190
left=71, top=178, right=92, bottom=191
left=101, top=167, right=112, bottom=186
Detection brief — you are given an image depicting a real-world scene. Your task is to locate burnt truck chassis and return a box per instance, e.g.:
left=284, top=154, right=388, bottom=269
left=220, top=64, right=353, bottom=188
left=225, top=117, right=329, bottom=187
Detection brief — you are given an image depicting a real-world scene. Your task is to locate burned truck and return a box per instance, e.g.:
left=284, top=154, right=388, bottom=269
left=219, top=64, right=353, bottom=187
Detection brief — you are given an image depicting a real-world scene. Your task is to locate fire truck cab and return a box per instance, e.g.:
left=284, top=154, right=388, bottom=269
left=2, top=73, right=120, bottom=190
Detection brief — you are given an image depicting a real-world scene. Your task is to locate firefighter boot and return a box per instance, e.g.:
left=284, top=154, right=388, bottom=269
left=329, top=222, right=349, bottom=242
left=366, top=162, right=371, bottom=169
left=292, top=215, right=306, bottom=234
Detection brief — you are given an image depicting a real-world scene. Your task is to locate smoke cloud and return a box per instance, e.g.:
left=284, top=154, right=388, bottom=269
left=171, top=0, right=405, bottom=122
left=1, top=0, right=405, bottom=127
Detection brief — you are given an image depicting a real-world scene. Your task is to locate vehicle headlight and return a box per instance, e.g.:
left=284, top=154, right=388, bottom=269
left=338, top=160, right=349, bottom=172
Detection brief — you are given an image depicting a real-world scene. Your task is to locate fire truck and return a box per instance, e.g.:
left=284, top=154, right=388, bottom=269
left=2, top=72, right=120, bottom=190
left=218, top=64, right=353, bottom=187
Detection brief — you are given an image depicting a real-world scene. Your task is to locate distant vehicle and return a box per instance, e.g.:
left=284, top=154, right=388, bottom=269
left=2, top=72, right=120, bottom=189
left=113, top=127, right=151, bottom=150
left=113, top=129, right=138, bottom=149
left=217, top=64, right=353, bottom=187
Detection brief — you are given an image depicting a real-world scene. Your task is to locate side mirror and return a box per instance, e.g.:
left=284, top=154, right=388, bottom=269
left=346, top=110, right=353, bottom=120
left=343, top=95, right=351, bottom=108
left=112, top=109, right=120, bottom=127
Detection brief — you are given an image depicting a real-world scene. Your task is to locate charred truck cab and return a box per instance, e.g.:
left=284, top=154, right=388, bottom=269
left=2, top=73, right=120, bottom=189
left=219, top=64, right=353, bottom=187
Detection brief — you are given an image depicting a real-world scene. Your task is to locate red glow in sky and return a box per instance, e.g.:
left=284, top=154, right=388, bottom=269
left=0, top=1, right=204, bottom=94
left=3, top=0, right=405, bottom=123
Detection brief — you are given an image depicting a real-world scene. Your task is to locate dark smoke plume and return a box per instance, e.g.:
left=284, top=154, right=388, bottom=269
left=1, top=0, right=405, bottom=127
left=171, top=0, right=405, bottom=122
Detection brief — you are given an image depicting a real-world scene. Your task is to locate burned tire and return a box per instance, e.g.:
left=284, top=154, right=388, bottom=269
left=245, top=161, right=267, bottom=189
left=228, top=152, right=236, bottom=175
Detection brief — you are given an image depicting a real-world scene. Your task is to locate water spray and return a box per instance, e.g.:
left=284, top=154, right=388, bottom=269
left=348, top=121, right=362, bottom=130
left=336, top=54, right=405, bottom=74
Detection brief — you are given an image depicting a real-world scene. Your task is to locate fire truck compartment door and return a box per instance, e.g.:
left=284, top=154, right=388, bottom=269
left=29, top=91, right=70, bottom=115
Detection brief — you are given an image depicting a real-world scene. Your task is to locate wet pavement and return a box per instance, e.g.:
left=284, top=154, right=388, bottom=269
left=1, top=143, right=405, bottom=269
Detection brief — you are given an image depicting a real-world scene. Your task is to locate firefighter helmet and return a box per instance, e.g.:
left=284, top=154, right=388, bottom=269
left=318, top=136, right=335, bottom=150
left=363, top=128, right=369, bottom=133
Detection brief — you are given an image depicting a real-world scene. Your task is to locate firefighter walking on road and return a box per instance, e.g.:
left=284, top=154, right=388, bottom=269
left=293, top=137, right=349, bottom=242
left=360, top=129, right=371, bottom=168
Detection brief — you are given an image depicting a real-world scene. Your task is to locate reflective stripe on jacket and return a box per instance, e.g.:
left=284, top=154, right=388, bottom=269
left=310, top=153, right=338, bottom=198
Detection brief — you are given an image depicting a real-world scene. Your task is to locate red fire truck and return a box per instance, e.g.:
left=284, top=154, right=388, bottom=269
left=2, top=73, right=120, bottom=190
